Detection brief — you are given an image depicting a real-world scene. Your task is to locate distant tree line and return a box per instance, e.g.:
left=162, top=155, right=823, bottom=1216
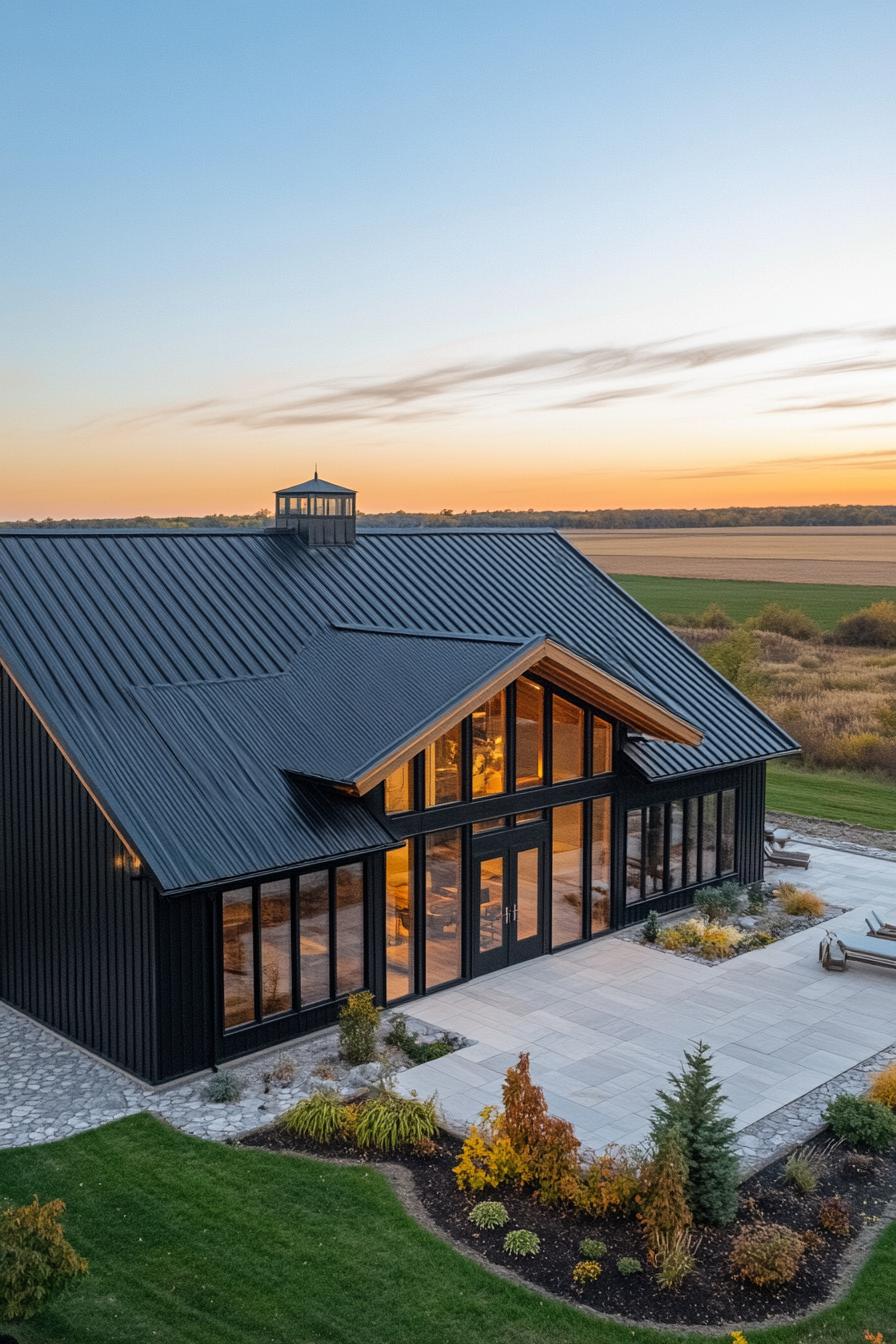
left=2, top=503, right=895, bottom=531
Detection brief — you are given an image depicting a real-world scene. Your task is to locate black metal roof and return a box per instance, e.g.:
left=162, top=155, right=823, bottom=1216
left=0, top=526, right=797, bottom=892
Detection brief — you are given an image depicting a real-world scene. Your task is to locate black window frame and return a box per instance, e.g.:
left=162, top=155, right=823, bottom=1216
left=220, top=858, right=369, bottom=1035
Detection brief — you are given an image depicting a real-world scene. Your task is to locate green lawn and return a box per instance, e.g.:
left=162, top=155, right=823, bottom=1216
left=766, top=763, right=896, bottom=830
left=3, top=1115, right=895, bottom=1343
left=613, top=574, right=893, bottom=630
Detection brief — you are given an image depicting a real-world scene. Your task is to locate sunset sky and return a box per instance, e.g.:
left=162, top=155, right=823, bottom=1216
left=2, top=1, right=895, bottom=518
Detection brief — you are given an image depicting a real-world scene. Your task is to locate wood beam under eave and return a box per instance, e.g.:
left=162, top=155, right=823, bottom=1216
left=347, top=639, right=701, bottom=797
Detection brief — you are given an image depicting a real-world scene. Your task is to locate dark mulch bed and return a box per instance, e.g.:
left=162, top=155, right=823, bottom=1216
left=241, top=1125, right=896, bottom=1326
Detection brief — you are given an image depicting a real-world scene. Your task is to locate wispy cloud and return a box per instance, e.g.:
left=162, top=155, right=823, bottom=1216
left=655, top=445, right=896, bottom=481
left=98, top=324, right=896, bottom=433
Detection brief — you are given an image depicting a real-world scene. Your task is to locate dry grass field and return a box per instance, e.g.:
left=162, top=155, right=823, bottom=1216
left=685, top=627, right=896, bottom=774
left=567, top=525, right=896, bottom=585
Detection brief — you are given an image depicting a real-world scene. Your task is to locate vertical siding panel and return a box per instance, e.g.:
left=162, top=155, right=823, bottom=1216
left=0, top=668, right=159, bottom=1080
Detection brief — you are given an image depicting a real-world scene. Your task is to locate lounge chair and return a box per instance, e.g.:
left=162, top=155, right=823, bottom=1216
left=764, top=841, right=811, bottom=869
left=820, top=930, right=896, bottom=973
left=866, top=910, right=896, bottom=940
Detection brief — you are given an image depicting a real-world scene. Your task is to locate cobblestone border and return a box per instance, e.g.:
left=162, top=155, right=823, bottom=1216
left=737, top=1040, right=896, bottom=1175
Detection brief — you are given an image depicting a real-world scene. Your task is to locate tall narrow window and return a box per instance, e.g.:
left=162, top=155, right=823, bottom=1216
left=591, top=797, right=611, bottom=933
left=685, top=796, right=699, bottom=886
left=701, top=793, right=718, bottom=881
left=515, top=677, right=544, bottom=789
left=626, top=809, right=643, bottom=904
left=385, top=841, right=414, bottom=1002
left=471, top=692, right=505, bottom=797
left=552, top=695, right=584, bottom=782
left=592, top=716, right=612, bottom=775
left=668, top=801, right=685, bottom=892
left=424, top=724, right=462, bottom=807
left=384, top=761, right=414, bottom=814
left=551, top=803, right=584, bottom=946
left=222, top=887, right=255, bottom=1028
left=299, top=870, right=330, bottom=1005
left=645, top=804, right=666, bottom=896
left=260, top=879, right=292, bottom=1017
left=425, top=829, right=463, bottom=989
left=335, top=863, right=364, bottom=996
left=720, top=789, right=736, bottom=873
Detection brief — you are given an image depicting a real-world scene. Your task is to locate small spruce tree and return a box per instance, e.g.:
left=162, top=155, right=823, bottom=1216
left=650, top=1041, right=738, bottom=1225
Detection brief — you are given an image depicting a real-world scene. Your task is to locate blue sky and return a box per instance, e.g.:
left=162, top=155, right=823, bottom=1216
left=2, top=1, right=895, bottom=514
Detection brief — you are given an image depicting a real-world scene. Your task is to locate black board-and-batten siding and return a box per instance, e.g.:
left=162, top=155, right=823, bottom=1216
left=0, top=667, right=158, bottom=1079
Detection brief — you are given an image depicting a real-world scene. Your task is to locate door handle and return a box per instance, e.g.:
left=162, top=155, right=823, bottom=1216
left=512, top=903, right=518, bottom=923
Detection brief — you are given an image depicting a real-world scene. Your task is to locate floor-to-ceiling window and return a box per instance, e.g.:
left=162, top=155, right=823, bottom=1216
left=298, top=869, right=331, bottom=1006
left=335, top=863, right=365, bottom=996
left=624, top=788, right=738, bottom=909
left=385, top=841, right=414, bottom=1002
left=222, top=887, right=255, bottom=1029
left=424, top=828, right=463, bottom=989
left=221, top=861, right=368, bottom=1034
left=260, top=879, right=292, bottom=1017
left=591, top=796, right=611, bottom=933
left=551, top=802, right=584, bottom=947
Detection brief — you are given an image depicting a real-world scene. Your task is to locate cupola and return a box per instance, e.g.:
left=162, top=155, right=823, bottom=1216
left=273, top=470, right=357, bottom=547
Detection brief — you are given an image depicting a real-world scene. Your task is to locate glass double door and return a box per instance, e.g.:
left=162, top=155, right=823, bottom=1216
left=473, top=837, right=544, bottom=976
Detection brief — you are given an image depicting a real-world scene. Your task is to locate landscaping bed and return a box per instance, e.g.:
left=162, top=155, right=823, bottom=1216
left=241, top=1121, right=896, bottom=1326
left=626, top=878, right=848, bottom=963
left=240, top=1048, right=896, bottom=1330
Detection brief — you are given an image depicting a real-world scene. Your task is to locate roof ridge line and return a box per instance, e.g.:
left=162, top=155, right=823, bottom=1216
left=330, top=621, right=528, bottom=645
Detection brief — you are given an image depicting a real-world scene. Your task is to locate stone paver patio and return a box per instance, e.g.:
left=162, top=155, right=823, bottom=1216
left=397, top=843, right=896, bottom=1153
left=1, top=841, right=894, bottom=1154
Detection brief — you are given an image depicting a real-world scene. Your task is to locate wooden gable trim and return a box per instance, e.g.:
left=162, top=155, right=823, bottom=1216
left=349, top=638, right=701, bottom=797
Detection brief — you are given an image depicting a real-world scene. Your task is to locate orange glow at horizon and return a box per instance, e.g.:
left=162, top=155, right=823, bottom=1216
left=2, top=445, right=893, bottom=519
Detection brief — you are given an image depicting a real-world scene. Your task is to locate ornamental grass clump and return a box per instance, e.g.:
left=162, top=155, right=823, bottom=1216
left=697, top=924, right=744, bottom=960
left=468, top=1201, right=509, bottom=1230
left=653, top=1227, right=698, bottom=1290
left=281, top=1090, right=356, bottom=1144
left=824, top=1094, right=896, bottom=1152
left=868, top=1062, right=896, bottom=1110
left=774, top=883, right=825, bottom=918
left=354, top=1090, right=438, bottom=1153
left=650, top=1042, right=739, bottom=1226
left=729, top=1222, right=805, bottom=1286
left=783, top=1144, right=824, bottom=1194
left=0, top=1197, right=88, bottom=1322
left=338, top=991, right=381, bottom=1065
left=503, top=1228, right=540, bottom=1257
